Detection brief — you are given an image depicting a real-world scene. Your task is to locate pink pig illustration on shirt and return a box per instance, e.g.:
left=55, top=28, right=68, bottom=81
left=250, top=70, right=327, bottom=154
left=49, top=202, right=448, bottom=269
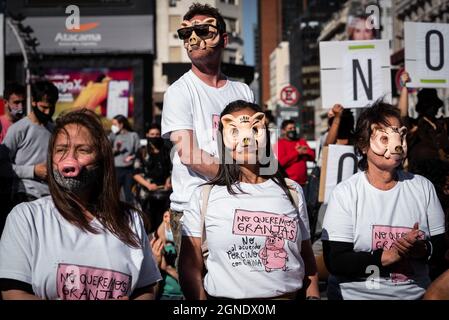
left=259, top=234, right=288, bottom=272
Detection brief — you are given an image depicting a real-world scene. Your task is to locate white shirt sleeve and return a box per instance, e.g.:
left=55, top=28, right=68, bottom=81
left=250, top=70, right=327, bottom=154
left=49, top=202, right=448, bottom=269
left=0, top=204, right=34, bottom=284
left=161, top=84, right=193, bottom=139
left=181, top=187, right=203, bottom=238
left=322, top=184, right=354, bottom=243
left=423, top=178, right=446, bottom=237
left=133, top=213, right=162, bottom=289
left=293, top=183, right=311, bottom=241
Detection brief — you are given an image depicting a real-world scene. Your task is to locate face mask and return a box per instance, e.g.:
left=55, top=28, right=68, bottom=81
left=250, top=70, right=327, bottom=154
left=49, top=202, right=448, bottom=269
left=178, top=17, right=221, bottom=52
left=33, top=105, right=53, bottom=124
left=165, top=226, right=174, bottom=243
left=53, top=166, right=100, bottom=193
left=148, top=137, right=163, bottom=150
left=370, top=125, right=408, bottom=160
left=9, top=107, right=24, bottom=121
left=111, top=125, right=120, bottom=134
left=221, top=112, right=266, bottom=163
left=286, top=130, right=298, bottom=140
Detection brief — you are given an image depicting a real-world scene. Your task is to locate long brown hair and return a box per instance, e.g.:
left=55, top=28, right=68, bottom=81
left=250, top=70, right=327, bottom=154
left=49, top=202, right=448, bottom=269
left=47, top=109, right=142, bottom=247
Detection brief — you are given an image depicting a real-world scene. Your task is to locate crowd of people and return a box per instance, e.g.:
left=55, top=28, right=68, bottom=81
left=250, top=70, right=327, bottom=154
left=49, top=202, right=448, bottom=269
left=0, top=3, right=448, bottom=300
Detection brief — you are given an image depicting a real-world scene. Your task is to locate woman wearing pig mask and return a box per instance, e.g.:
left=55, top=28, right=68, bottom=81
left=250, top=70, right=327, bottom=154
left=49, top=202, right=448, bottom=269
left=322, top=100, right=446, bottom=300
left=0, top=109, right=161, bottom=300
left=179, top=100, right=319, bottom=300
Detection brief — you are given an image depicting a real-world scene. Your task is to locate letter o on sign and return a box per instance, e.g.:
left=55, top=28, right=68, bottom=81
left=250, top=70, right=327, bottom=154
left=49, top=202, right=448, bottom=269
left=280, top=85, right=300, bottom=106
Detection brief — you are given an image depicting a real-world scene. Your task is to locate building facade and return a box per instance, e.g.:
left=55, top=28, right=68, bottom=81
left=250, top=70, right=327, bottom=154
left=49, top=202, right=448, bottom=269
left=268, top=41, right=290, bottom=110
left=5, top=0, right=155, bottom=135
left=289, top=0, right=345, bottom=140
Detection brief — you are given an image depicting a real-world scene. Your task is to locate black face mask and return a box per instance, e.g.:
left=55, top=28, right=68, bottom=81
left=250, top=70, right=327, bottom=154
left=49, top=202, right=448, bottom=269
left=286, top=130, right=298, bottom=140
left=148, top=137, right=164, bottom=150
left=33, top=106, right=54, bottom=124
left=53, top=166, right=100, bottom=193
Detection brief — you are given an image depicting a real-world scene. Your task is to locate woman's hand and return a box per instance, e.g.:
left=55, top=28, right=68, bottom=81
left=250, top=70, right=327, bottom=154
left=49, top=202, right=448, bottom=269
left=124, top=155, right=135, bottom=163
left=331, top=104, right=344, bottom=118
left=381, top=247, right=402, bottom=266
left=164, top=177, right=172, bottom=190
left=150, top=236, right=164, bottom=268
left=393, top=223, right=427, bottom=259
left=400, top=71, right=411, bottom=87
left=145, top=181, right=158, bottom=191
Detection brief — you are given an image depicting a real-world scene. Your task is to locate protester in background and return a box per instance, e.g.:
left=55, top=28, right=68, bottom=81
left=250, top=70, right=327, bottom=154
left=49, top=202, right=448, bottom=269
left=151, top=211, right=183, bottom=300
left=413, top=159, right=449, bottom=278
left=134, top=124, right=172, bottom=232
left=0, top=83, right=26, bottom=235
left=324, top=104, right=355, bottom=147
left=0, top=83, right=26, bottom=144
left=1, top=81, right=58, bottom=207
left=179, top=100, right=319, bottom=300
left=110, top=114, right=140, bottom=204
left=322, top=100, right=446, bottom=300
left=0, top=109, right=161, bottom=300
left=264, top=110, right=278, bottom=147
left=275, top=119, right=315, bottom=187
left=398, top=72, right=449, bottom=172
left=161, top=3, right=254, bottom=262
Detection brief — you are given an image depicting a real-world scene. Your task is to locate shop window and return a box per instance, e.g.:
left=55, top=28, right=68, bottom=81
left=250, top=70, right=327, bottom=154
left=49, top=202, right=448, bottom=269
left=169, top=15, right=181, bottom=32
left=169, top=47, right=182, bottom=61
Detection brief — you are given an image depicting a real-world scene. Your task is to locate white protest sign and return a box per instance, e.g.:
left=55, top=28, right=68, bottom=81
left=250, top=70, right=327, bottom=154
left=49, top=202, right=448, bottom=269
left=107, top=80, right=130, bottom=119
left=405, top=22, right=449, bottom=88
left=320, top=40, right=391, bottom=109
left=323, top=144, right=359, bottom=204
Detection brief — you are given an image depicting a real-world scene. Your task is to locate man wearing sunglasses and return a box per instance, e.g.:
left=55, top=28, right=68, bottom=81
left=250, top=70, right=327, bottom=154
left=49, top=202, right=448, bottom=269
left=161, top=3, right=254, bottom=280
left=0, top=83, right=26, bottom=144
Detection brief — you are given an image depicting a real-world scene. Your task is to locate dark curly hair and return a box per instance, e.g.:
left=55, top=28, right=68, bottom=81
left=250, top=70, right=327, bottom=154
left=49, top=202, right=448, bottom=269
left=354, top=100, right=403, bottom=171
left=183, top=3, right=226, bottom=35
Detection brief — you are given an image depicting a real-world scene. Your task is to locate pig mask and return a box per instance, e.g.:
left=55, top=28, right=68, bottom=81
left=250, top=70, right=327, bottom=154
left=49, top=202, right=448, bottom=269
left=178, top=17, right=221, bottom=52
left=370, top=125, right=407, bottom=160
left=221, top=112, right=267, bottom=162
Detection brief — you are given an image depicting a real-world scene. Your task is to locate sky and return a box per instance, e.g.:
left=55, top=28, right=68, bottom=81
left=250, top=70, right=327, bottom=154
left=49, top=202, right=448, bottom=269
left=242, top=0, right=257, bottom=66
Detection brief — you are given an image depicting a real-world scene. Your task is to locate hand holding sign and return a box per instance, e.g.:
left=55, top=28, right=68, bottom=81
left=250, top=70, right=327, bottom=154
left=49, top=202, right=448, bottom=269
left=328, top=104, right=344, bottom=119
left=400, top=71, right=411, bottom=88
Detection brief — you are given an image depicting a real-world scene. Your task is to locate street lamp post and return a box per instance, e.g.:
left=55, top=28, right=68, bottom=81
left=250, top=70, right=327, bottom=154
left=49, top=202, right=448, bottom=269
left=6, top=18, right=33, bottom=115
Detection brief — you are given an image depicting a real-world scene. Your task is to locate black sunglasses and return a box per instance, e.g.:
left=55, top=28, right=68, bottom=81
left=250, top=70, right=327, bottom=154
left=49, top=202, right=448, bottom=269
left=177, top=24, right=218, bottom=40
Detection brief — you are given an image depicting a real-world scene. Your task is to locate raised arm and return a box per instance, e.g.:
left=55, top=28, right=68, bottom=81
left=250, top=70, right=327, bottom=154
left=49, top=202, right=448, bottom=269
left=170, top=129, right=219, bottom=179
left=398, top=71, right=411, bottom=118
left=324, top=104, right=343, bottom=146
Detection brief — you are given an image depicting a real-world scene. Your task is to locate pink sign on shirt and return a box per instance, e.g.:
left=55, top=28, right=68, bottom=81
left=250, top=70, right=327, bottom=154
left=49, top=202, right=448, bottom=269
left=372, top=225, right=425, bottom=250
left=372, top=225, right=425, bottom=283
left=56, top=263, right=132, bottom=300
left=233, top=209, right=298, bottom=241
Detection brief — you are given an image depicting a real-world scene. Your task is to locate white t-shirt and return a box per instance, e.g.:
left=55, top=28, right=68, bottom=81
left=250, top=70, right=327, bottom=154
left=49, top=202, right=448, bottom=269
left=161, top=70, right=254, bottom=211
left=322, top=171, right=445, bottom=300
left=182, top=179, right=311, bottom=299
left=0, top=196, right=161, bottom=300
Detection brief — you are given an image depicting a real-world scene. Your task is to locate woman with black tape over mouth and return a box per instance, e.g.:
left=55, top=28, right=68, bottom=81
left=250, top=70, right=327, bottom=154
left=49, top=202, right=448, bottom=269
left=0, top=109, right=161, bottom=300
